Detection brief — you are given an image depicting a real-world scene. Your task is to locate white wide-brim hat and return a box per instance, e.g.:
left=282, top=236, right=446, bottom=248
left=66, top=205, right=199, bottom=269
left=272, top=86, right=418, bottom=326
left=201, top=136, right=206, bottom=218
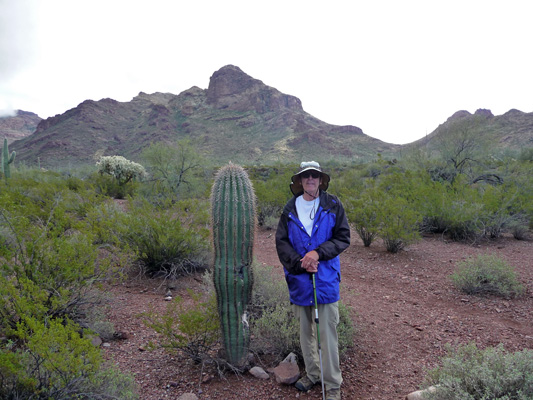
left=290, top=161, right=330, bottom=196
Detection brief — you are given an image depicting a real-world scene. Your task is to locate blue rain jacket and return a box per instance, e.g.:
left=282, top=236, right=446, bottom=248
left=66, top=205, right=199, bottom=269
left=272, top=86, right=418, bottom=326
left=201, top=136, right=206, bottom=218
left=275, top=191, right=350, bottom=306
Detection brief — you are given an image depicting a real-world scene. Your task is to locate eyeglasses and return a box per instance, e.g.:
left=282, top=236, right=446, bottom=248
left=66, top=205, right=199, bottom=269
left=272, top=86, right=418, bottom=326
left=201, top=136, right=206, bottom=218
left=300, top=170, right=321, bottom=179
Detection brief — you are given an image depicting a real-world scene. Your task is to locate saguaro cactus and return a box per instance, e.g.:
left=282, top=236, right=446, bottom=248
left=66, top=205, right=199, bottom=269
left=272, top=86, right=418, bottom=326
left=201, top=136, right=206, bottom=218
left=2, top=138, right=16, bottom=179
left=211, top=163, right=255, bottom=368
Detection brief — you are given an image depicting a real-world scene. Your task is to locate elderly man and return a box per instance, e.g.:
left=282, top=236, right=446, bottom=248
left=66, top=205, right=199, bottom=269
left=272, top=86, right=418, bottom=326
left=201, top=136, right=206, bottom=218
left=276, top=161, right=350, bottom=400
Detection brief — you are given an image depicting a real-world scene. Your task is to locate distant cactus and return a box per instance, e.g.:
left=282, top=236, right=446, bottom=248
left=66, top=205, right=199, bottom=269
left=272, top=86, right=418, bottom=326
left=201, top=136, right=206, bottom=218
left=211, top=163, right=256, bottom=368
left=2, top=138, right=16, bottom=179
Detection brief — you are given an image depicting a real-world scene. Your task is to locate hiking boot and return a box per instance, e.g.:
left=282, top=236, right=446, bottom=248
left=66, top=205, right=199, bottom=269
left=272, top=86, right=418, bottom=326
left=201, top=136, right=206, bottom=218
left=326, top=387, right=341, bottom=400
left=294, top=375, right=316, bottom=392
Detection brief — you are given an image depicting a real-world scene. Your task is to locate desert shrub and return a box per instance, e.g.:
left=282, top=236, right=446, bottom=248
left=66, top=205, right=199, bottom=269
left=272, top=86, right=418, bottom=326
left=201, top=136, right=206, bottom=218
left=345, top=193, right=380, bottom=247
left=507, top=214, right=530, bottom=240
left=343, top=171, right=422, bottom=251
left=0, top=317, right=138, bottom=400
left=249, top=263, right=299, bottom=361
left=421, top=343, right=533, bottom=400
left=450, top=254, right=525, bottom=298
left=120, top=199, right=210, bottom=277
left=252, top=169, right=292, bottom=229
left=518, top=147, right=533, bottom=162
left=443, top=199, right=485, bottom=242
left=378, top=195, right=421, bottom=253
left=143, top=289, right=220, bottom=364
left=1, top=171, right=104, bottom=223
left=0, top=205, right=111, bottom=331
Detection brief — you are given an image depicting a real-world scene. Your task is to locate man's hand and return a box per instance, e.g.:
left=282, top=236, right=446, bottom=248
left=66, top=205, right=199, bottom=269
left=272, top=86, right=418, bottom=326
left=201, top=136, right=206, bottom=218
left=300, top=250, right=319, bottom=273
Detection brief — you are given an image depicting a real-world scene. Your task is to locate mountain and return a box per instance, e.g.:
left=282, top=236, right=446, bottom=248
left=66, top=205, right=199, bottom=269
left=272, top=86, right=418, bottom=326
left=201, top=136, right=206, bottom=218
left=10, top=65, right=398, bottom=169
left=0, top=110, right=42, bottom=143
left=408, top=108, right=533, bottom=153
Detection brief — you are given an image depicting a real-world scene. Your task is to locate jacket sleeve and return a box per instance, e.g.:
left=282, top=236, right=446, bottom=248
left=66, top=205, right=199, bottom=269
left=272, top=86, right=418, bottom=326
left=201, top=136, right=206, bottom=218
left=315, top=196, right=351, bottom=261
left=275, top=210, right=307, bottom=275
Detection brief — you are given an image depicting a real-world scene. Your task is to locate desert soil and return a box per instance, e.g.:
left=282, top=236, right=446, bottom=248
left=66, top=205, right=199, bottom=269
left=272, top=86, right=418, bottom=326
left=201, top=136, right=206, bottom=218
left=103, top=228, right=533, bottom=400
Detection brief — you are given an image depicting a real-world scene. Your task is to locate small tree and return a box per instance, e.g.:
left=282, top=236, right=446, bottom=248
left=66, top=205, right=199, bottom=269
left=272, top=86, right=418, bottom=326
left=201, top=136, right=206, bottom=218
left=141, top=140, right=203, bottom=201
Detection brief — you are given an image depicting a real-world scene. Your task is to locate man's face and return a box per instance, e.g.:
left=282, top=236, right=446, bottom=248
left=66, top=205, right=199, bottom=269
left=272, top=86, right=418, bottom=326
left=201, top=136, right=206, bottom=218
left=300, top=170, right=321, bottom=194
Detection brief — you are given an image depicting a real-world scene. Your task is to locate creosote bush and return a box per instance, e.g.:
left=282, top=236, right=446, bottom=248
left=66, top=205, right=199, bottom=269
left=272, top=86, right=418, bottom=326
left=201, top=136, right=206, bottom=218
left=0, top=317, right=138, bottom=400
left=120, top=199, right=210, bottom=277
left=451, top=254, right=525, bottom=298
left=421, top=343, right=533, bottom=400
left=143, top=289, right=220, bottom=364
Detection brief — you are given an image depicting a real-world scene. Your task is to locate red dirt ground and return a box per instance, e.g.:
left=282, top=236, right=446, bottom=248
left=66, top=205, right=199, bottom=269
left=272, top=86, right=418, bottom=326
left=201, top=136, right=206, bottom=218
left=103, top=228, right=533, bottom=399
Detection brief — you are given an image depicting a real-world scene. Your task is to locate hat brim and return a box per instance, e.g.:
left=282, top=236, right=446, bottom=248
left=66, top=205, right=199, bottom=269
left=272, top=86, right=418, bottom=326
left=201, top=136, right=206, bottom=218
left=290, top=171, right=330, bottom=196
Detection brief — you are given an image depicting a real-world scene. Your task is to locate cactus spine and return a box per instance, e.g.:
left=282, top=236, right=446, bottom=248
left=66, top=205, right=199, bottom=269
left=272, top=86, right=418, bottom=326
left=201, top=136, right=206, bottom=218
left=2, top=138, right=16, bottom=179
left=211, top=163, right=255, bottom=368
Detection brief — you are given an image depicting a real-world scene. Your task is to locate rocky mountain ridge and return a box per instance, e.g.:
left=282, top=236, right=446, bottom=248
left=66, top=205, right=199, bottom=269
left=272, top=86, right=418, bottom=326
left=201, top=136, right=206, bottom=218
left=4, top=65, right=533, bottom=168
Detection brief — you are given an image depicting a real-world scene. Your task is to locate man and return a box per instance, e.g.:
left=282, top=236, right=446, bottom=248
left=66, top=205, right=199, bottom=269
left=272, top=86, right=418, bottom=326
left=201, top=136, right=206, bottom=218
left=275, top=161, right=350, bottom=400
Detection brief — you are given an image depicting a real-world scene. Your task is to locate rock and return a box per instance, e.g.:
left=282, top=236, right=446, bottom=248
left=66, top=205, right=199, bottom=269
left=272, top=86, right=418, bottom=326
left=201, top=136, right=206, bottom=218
left=177, top=394, right=198, bottom=400
left=272, top=352, right=300, bottom=385
left=249, top=366, right=270, bottom=380
left=112, top=331, right=129, bottom=340
left=88, top=335, right=102, bottom=347
left=282, top=352, right=298, bottom=364
left=164, top=296, right=172, bottom=301
left=273, top=362, right=300, bottom=385
left=406, top=385, right=438, bottom=399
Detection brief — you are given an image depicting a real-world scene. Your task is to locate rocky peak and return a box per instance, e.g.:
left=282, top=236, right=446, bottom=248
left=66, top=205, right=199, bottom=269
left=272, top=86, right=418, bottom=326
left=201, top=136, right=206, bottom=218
left=206, top=65, right=303, bottom=114
left=474, top=108, right=493, bottom=118
left=446, top=110, right=472, bottom=122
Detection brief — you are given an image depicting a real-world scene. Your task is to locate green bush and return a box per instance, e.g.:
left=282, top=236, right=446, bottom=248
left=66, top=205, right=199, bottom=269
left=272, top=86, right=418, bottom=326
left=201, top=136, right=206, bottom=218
left=252, top=169, right=292, bottom=229
left=450, top=254, right=525, bottom=298
left=0, top=205, right=111, bottom=331
left=421, top=343, right=533, bottom=400
left=249, top=263, right=300, bottom=361
left=507, top=214, right=530, bottom=240
left=378, top=196, right=421, bottom=253
left=0, top=317, right=138, bottom=400
left=143, top=289, right=220, bottom=364
left=120, top=199, right=210, bottom=277
left=345, top=193, right=380, bottom=247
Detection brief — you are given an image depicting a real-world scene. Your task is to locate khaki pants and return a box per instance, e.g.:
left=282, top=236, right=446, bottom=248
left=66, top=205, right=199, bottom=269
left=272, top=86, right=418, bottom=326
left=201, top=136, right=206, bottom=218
left=292, top=302, right=342, bottom=390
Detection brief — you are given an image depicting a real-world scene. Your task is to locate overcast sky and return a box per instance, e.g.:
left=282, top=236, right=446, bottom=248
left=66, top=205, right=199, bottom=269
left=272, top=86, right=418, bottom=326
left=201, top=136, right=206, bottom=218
left=1, top=0, right=532, bottom=144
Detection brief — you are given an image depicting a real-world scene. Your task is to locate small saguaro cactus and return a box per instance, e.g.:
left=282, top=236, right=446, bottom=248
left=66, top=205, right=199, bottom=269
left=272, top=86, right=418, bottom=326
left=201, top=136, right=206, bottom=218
left=2, top=138, right=16, bottom=179
left=211, top=163, right=256, bottom=368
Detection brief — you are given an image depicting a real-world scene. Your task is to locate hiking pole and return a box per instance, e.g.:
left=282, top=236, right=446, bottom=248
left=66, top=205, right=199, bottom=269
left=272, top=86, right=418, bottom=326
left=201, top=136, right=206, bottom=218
left=312, top=273, right=326, bottom=400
